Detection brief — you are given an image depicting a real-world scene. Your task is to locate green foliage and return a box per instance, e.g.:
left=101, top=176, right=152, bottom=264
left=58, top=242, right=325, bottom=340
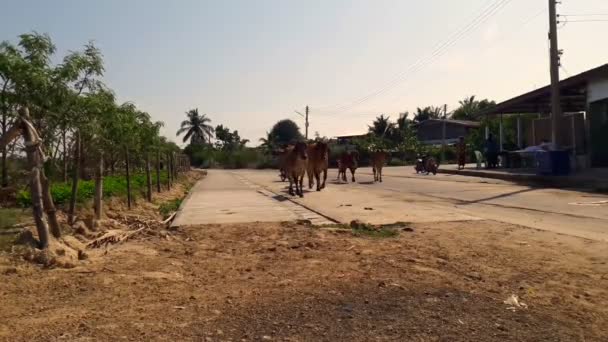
left=176, top=108, right=213, bottom=144
left=350, top=221, right=399, bottom=238
left=159, top=198, right=182, bottom=218
left=16, top=173, right=169, bottom=207
left=269, top=119, right=304, bottom=146
left=451, top=96, right=496, bottom=121
left=413, top=106, right=443, bottom=123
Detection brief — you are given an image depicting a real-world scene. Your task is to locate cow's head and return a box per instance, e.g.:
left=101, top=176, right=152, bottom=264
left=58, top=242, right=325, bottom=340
left=294, top=141, right=308, bottom=160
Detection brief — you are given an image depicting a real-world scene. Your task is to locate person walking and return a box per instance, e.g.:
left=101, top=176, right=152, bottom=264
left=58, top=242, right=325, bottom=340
left=457, top=136, right=466, bottom=170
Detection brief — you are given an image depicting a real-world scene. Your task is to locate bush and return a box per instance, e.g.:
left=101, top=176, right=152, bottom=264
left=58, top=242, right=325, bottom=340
left=16, top=173, right=169, bottom=208
left=159, top=198, right=182, bottom=218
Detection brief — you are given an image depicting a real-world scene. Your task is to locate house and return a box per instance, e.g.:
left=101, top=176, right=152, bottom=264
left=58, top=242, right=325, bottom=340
left=481, top=63, right=608, bottom=168
left=414, top=119, right=480, bottom=145
left=334, top=133, right=369, bottom=145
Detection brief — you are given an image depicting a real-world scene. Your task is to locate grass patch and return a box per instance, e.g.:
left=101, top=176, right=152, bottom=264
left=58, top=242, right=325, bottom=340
left=0, top=208, right=30, bottom=251
left=159, top=198, right=183, bottom=218
left=319, top=220, right=401, bottom=238
left=351, top=226, right=399, bottom=238
left=16, top=173, right=169, bottom=208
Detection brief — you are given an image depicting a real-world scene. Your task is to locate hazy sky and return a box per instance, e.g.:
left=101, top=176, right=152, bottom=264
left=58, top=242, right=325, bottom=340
left=1, top=0, right=607, bottom=144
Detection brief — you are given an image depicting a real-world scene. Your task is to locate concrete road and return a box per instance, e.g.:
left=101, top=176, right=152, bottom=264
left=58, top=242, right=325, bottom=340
left=226, top=167, right=608, bottom=241
left=172, top=171, right=333, bottom=227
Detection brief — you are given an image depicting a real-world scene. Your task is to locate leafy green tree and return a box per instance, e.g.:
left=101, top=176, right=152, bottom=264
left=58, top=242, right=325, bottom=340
left=177, top=108, right=213, bottom=144
left=368, top=114, right=395, bottom=138
left=413, top=106, right=443, bottom=123
left=269, top=119, right=303, bottom=146
left=451, top=96, right=495, bottom=121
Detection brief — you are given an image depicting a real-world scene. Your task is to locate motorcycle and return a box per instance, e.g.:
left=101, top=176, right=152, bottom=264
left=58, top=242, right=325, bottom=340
left=414, top=155, right=439, bottom=175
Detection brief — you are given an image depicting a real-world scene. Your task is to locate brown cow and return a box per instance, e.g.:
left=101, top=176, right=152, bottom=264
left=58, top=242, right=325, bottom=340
left=338, top=151, right=359, bottom=183
left=284, top=142, right=308, bottom=197
left=273, top=146, right=291, bottom=182
left=306, top=142, right=329, bottom=191
left=371, top=150, right=389, bottom=182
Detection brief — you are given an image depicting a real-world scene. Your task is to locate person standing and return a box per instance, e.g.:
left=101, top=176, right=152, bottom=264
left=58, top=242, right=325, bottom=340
left=457, top=136, right=466, bottom=170
left=484, top=134, right=499, bottom=169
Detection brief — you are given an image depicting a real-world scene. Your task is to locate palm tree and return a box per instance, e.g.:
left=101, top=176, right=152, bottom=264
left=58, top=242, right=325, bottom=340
left=368, top=114, right=395, bottom=138
left=396, top=112, right=410, bottom=131
left=259, top=131, right=277, bottom=154
left=413, top=106, right=442, bottom=123
left=176, top=108, right=213, bottom=144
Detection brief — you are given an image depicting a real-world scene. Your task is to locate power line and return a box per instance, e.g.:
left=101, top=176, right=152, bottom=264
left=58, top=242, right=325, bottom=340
left=319, top=5, right=546, bottom=119
left=317, top=0, right=513, bottom=116
left=314, top=0, right=505, bottom=112
left=562, top=19, right=608, bottom=23
left=559, top=13, right=608, bottom=17
left=327, top=0, right=509, bottom=113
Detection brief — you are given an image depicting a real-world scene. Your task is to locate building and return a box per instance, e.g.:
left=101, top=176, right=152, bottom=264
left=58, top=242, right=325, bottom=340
left=481, top=63, right=608, bottom=168
left=334, top=133, right=369, bottom=145
left=414, top=119, right=480, bottom=145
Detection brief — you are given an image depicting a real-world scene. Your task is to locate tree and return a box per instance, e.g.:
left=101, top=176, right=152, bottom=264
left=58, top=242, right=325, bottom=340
left=413, top=106, right=443, bottom=123
left=176, top=108, right=213, bottom=144
left=368, top=114, right=395, bottom=138
left=451, top=95, right=496, bottom=121
left=269, top=119, right=303, bottom=146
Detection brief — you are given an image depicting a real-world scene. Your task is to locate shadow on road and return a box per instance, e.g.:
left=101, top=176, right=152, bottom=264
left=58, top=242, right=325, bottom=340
left=460, top=188, right=537, bottom=205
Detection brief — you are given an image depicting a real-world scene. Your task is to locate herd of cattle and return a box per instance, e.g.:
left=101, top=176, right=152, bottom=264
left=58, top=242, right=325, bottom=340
left=274, top=142, right=392, bottom=198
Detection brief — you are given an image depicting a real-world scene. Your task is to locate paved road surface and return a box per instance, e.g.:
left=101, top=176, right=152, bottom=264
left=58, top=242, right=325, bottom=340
left=172, top=171, right=333, bottom=227
left=176, top=168, right=608, bottom=241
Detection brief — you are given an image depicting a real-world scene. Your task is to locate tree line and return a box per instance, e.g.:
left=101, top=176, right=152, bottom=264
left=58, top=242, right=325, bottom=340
left=0, top=32, right=186, bottom=249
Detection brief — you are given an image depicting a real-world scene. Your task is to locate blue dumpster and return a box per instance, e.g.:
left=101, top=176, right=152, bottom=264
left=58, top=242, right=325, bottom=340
left=536, top=150, right=570, bottom=175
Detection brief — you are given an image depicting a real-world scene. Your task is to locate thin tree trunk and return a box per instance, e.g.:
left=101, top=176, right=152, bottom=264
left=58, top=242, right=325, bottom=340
left=20, top=108, right=50, bottom=249
left=39, top=168, right=61, bottom=238
left=62, top=130, right=68, bottom=183
left=156, top=148, right=161, bottom=193
left=109, top=156, right=115, bottom=176
left=68, top=130, right=81, bottom=225
left=166, top=152, right=171, bottom=190
left=1, top=113, right=7, bottom=188
left=171, top=153, right=177, bottom=179
left=145, top=152, right=152, bottom=202
left=94, top=154, right=103, bottom=221
left=125, top=147, right=132, bottom=209
left=79, top=140, right=87, bottom=180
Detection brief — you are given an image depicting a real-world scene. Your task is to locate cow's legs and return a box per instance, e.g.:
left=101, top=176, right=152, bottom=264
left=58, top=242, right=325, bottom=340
left=379, top=167, right=383, bottom=182
left=288, top=174, right=295, bottom=196
left=350, top=168, right=356, bottom=182
left=373, top=167, right=377, bottom=182
left=315, top=172, right=321, bottom=191
left=298, top=174, right=304, bottom=197
left=307, top=169, right=314, bottom=189
left=321, top=168, right=327, bottom=189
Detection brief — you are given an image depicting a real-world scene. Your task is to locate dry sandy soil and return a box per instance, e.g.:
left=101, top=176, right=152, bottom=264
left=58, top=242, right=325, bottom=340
left=1, top=218, right=607, bottom=341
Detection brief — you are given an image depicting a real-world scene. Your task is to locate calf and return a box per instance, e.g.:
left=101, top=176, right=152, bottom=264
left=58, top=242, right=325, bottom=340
left=306, top=142, right=329, bottom=191
left=273, top=147, right=291, bottom=182
left=283, top=142, right=308, bottom=197
left=371, top=150, right=389, bottom=182
left=338, top=151, right=359, bottom=183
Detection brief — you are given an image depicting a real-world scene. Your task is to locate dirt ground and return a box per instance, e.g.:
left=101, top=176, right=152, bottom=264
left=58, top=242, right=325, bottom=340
left=1, top=218, right=607, bottom=341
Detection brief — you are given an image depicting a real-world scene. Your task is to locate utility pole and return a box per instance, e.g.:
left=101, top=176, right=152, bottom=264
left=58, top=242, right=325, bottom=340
left=441, top=104, right=447, bottom=163
left=305, top=105, right=309, bottom=140
left=549, top=0, right=562, bottom=146
left=295, top=105, right=310, bottom=140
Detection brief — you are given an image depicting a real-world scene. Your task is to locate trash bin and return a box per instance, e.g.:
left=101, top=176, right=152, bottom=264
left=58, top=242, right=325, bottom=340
left=551, top=150, right=571, bottom=175
left=536, top=151, right=551, bottom=175
left=536, top=150, right=570, bottom=175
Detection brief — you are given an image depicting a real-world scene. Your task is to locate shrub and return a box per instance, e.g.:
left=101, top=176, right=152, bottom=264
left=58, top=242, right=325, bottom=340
left=16, top=173, right=169, bottom=208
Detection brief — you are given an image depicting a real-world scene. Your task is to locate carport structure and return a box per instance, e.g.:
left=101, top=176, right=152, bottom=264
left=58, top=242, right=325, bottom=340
left=481, top=63, right=608, bottom=168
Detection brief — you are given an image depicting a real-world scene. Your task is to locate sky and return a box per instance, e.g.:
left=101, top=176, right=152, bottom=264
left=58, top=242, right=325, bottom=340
left=1, top=0, right=607, bottom=145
